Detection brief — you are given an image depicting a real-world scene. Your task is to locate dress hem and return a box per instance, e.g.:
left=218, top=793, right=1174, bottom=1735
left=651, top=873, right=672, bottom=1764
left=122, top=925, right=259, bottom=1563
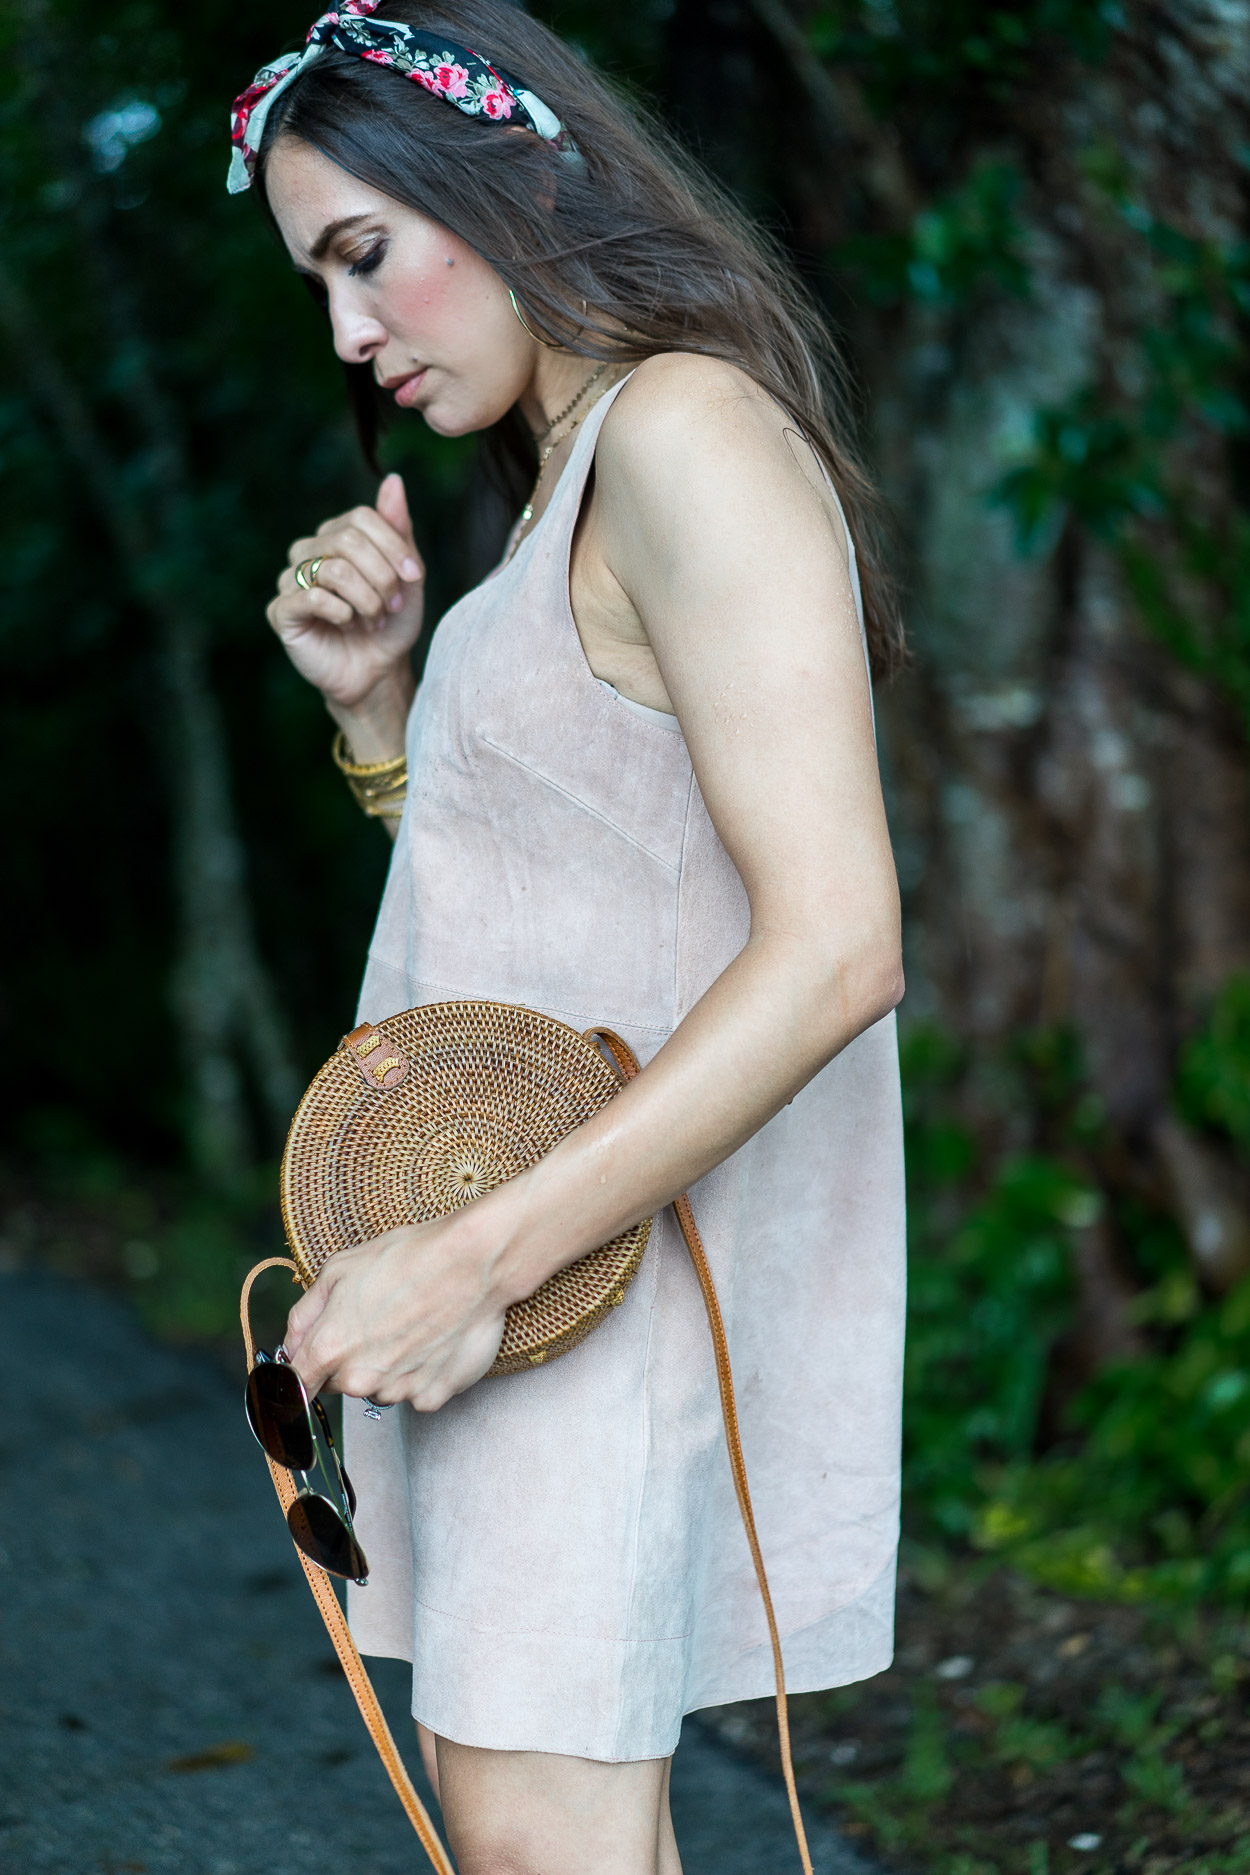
left=350, top=1553, right=898, bottom=1762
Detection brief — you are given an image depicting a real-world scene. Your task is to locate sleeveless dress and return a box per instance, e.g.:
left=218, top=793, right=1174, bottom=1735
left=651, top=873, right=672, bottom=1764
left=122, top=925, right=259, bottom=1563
left=342, top=377, right=906, bottom=1762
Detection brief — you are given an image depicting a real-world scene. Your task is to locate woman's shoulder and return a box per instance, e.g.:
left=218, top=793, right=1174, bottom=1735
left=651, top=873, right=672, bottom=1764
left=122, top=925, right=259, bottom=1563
left=596, top=352, right=849, bottom=559
left=603, top=352, right=783, bottom=456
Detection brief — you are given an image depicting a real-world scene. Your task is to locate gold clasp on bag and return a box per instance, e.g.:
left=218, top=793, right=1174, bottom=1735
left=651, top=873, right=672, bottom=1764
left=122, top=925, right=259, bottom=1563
left=342, top=1022, right=409, bottom=1091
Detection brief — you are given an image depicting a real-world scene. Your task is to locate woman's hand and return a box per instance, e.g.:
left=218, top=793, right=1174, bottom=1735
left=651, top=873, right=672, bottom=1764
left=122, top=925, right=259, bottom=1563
left=282, top=1209, right=509, bottom=1414
left=267, top=471, right=424, bottom=714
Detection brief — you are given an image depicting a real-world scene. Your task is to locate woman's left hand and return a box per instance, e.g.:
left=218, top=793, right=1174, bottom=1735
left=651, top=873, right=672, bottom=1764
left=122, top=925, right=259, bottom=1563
left=282, top=1214, right=508, bottom=1413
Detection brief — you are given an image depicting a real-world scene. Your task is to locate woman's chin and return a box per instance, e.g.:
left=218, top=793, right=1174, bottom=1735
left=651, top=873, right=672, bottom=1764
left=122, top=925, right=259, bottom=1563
left=417, top=387, right=517, bottom=439
left=418, top=406, right=472, bottom=438
left=420, top=409, right=466, bottom=437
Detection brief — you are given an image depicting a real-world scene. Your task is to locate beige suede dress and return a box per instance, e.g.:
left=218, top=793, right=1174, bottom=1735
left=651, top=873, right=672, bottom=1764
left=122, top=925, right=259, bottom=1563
left=342, top=377, right=906, bottom=1762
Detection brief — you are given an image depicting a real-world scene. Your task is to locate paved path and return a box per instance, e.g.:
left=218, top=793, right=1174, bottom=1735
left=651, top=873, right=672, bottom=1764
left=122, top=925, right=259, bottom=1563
left=0, top=1270, right=873, bottom=1874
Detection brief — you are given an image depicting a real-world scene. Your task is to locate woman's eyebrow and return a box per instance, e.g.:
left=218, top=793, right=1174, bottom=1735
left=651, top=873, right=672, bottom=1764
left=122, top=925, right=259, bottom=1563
left=310, top=212, right=371, bottom=261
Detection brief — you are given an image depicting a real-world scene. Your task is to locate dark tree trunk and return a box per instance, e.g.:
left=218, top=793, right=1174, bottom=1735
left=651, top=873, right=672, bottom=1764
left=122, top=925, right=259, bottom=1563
left=732, top=0, right=1250, bottom=1361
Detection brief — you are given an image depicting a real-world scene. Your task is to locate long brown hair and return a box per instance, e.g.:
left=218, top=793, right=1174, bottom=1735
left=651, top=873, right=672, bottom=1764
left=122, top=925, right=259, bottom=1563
left=255, top=0, right=903, bottom=676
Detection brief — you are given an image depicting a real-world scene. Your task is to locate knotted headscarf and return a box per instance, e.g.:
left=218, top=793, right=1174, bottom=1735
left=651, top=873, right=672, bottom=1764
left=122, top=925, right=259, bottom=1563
left=228, top=0, right=578, bottom=193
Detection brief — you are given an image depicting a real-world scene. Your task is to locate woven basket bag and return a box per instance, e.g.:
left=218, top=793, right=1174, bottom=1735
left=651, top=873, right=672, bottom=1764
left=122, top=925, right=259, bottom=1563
left=241, top=997, right=813, bottom=1875
left=280, top=1000, right=652, bottom=1373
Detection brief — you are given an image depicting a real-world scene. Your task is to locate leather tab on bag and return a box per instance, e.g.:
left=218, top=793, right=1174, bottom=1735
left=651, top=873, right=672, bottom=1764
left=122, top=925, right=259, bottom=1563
left=341, top=1022, right=409, bottom=1091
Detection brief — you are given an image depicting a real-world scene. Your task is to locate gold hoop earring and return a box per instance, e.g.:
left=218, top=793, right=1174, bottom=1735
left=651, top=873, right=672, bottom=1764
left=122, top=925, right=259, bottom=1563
left=508, top=287, right=562, bottom=350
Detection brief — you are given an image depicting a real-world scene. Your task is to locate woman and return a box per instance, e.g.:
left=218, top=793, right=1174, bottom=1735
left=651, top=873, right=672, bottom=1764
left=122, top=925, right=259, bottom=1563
left=235, top=4, right=906, bottom=1869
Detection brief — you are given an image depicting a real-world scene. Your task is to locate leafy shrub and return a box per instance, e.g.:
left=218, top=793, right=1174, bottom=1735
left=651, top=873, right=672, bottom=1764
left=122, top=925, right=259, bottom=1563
left=1177, top=975, right=1250, bottom=1161
left=901, top=1028, right=1080, bottom=1539
left=983, top=1277, right=1250, bottom=1603
left=900, top=1012, right=1250, bottom=1606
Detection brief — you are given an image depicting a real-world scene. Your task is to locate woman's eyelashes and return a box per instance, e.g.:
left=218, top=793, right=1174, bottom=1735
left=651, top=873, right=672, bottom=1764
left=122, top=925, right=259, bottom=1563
left=347, top=242, right=387, bottom=279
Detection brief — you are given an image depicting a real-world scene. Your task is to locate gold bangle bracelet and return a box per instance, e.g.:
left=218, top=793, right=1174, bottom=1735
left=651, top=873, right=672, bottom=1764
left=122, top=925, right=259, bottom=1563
left=332, top=729, right=408, bottom=818
left=331, top=728, right=407, bottom=780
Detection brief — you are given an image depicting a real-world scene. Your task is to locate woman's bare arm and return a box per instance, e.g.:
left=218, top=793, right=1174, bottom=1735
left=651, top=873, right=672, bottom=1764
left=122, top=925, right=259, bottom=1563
left=286, top=357, right=902, bottom=1408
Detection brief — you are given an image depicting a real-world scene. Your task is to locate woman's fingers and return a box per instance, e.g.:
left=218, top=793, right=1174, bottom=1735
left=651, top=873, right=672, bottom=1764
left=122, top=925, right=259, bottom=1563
left=286, top=1264, right=338, bottom=1353
left=322, top=524, right=409, bottom=604
left=282, top=1228, right=506, bottom=1411
left=285, top=534, right=393, bottom=616
left=312, top=503, right=424, bottom=586
left=282, top=513, right=423, bottom=626
left=306, top=553, right=394, bottom=624
left=268, top=584, right=355, bottom=632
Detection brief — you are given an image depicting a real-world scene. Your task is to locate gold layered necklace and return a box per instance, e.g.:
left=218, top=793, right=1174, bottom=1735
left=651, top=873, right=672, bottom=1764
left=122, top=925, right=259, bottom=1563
left=516, top=362, right=612, bottom=533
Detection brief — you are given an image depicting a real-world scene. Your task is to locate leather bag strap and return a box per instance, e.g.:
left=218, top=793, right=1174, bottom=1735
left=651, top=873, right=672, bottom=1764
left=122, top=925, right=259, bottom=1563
left=239, top=1258, right=455, bottom=1875
left=588, top=1029, right=814, bottom=1875
left=241, top=1029, right=814, bottom=1875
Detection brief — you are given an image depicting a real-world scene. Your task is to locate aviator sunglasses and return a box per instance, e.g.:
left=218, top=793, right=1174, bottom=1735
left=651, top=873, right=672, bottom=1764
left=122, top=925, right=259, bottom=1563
left=245, top=1348, right=369, bottom=1585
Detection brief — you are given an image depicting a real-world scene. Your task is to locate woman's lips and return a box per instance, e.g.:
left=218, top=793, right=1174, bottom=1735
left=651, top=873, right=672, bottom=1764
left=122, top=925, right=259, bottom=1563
left=392, top=368, right=428, bottom=409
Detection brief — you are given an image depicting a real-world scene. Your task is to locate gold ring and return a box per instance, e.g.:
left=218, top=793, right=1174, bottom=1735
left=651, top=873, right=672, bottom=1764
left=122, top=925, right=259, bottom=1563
left=294, top=556, right=324, bottom=591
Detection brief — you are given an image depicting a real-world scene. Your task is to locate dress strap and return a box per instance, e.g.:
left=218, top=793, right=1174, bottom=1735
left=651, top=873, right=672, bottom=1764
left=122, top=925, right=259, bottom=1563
left=542, top=367, right=636, bottom=531
left=586, top=1028, right=815, bottom=1875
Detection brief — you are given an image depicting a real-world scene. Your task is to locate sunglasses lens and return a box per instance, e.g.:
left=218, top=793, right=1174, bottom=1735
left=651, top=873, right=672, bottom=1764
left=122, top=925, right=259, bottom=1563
left=288, top=1492, right=369, bottom=1582
left=246, top=1361, right=315, bottom=1472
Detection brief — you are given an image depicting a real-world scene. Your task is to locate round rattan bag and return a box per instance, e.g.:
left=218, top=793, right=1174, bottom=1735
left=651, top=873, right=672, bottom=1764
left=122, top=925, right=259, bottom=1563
left=279, top=1000, right=652, bottom=1376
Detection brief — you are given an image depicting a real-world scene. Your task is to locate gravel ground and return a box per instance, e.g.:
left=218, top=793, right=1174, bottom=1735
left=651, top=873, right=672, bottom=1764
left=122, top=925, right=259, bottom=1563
left=0, top=1269, right=875, bottom=1875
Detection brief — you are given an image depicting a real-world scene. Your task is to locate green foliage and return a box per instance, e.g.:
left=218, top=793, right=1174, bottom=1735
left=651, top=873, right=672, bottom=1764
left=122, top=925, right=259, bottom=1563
left=837, top=160, right=1030, bottom=307
left=1093, top=1686, right=1192, bottom=1817
left=823, top=1636, right=1193, bottom=1861
left=899, top=1015, right=1250, bottom=1609
left=1177, top=977, right=1250, bottom=1162
left=996, top=187, right=1250, bottom=730
left=126, top=1189, right=277, bottom=1342
left=824, top=1684, right=955, bottom=1854
left=975, top=1681, right=1077, bottom=1770
left=901, top=1028, right=1080, bottom=1539
left=994, top=1276, right=1250, bottom=1604
left=807, top=0, right=1117, bottom=101
left=999, top=227, right=1249, bottom=535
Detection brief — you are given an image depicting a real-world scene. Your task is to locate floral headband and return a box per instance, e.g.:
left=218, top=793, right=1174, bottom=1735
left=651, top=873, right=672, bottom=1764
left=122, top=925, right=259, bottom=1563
left=228, top=0, right=578, bottom=193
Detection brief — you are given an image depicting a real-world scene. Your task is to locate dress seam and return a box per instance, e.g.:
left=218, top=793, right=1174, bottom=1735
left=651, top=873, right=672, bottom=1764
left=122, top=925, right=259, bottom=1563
left=477, top=732, right=682, bottom=872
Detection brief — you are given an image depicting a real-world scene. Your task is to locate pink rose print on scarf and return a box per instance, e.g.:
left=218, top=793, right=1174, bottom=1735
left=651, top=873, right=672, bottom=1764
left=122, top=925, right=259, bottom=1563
left=479, top=84, right=514, bottom=120
left=229, top=11, right=578, bottom=196
left=230, top=75, right=276, bottom=142
left=433, top=62, right=470, bottom=98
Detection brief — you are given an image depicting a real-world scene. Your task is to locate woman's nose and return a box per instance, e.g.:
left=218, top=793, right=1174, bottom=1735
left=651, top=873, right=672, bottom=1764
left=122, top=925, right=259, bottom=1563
left=330, top=299, right=386, bottom=365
